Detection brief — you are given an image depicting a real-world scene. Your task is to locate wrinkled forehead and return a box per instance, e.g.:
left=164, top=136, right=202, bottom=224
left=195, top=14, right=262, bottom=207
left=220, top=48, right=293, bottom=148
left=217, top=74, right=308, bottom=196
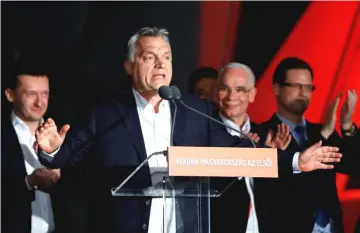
left=135, top=36, right=171, bottom=55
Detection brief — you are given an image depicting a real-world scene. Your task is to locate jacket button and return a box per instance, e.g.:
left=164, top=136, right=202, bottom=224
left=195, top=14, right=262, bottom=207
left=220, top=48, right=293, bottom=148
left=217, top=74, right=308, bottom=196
left=142, top=224, right=147, bottom=230
left=145, top=200, right=151, bottom=205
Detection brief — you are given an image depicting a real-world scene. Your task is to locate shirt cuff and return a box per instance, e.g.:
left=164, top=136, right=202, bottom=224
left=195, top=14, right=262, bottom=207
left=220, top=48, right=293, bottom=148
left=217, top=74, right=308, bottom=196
left=42, top=147, right=61, bottom=157
left=292, top=152, right=301, bottom=174
left=25, top=176, right=33, bottom=191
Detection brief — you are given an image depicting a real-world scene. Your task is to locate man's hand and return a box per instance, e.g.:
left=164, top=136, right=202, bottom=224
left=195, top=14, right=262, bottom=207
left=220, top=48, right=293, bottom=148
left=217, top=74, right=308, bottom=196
left=246, top=132, right=260, bottom=143
left=35, top=118, right=70, bottom=154
left=298, top=141, right=342, bottom=172
left=26, top=168, right=61, bottom=191
left=340, top=89, right=358, bottom=130
left=321, top=94, right=341, bottom=139
left=265, top=123, right=292, bottom=150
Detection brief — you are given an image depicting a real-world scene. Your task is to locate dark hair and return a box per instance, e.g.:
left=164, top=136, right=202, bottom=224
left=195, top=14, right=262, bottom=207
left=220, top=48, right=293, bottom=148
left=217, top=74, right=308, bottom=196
left=6, top=59, right=51, bottom=90
left=273, top=57, right=313, bottom=84
left=188, top=67, right=218, bottom=94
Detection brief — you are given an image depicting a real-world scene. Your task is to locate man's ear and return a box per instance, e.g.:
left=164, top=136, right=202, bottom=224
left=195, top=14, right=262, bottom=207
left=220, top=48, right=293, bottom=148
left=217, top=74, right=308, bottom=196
left=124, top=60, right=133, bottom=76
left=273, top=83, right=280, bottom=96
left=249, top=87, right=257, bottom=103
left=5, top=88, right=15, bottom=103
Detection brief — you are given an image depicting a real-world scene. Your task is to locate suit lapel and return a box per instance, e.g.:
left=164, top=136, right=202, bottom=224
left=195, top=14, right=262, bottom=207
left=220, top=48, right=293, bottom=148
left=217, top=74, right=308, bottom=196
left=170, top=100, right=186, bottom=146
left=117, top=93, right=147, bottom=162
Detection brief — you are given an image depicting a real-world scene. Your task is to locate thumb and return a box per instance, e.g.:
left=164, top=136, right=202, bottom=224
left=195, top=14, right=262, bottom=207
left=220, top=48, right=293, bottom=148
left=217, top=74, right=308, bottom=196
left=265, top=130, right=273, bottom=143
left=308, top=140, right=322, bottom=151
left=59, top=124, right=70, bottom=139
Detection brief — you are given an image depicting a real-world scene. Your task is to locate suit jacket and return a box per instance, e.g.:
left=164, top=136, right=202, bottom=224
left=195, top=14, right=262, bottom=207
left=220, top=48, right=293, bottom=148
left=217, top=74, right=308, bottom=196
left=340, top=126, right=360, bottom=175
left=1, top=116, right=65, bottom=233
left=253, top=114, right=346, bottom=233
left=39, top=91, right=298, bottom=233
left=211, top=121, right=264, bottom=233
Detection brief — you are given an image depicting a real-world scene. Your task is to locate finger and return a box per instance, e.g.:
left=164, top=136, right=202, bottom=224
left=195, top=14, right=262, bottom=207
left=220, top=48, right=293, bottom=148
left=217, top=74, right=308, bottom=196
left=317, top=163, right=335, bottom=170
left=284, top=124, right=290, bottom=136
left=43, top=122, right=50, bottom=129
left=265, top=130, right=273, bottom=144
left=283, top=135, right=292, bottom=148
left=281, top=123, right=286, bottom=135
left=321, top=157, right=341, bottom=163
left=59, top=124, right=70, bottom=139
left=308, top=140, right=322, bottom=152
left=47, top=118, right=56, bottom=126
left=275, top=125, right=280, bottom=139
left=320, top=146, right=340, bottom=153
left=254, top=135, right=260, bottom=143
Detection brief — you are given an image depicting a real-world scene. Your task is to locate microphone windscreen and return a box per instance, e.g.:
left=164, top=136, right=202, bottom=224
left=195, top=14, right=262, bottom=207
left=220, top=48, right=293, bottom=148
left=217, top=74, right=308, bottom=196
left=170, top=86, right=182, bottom=100
left=158, top=86, right=173, bottom=100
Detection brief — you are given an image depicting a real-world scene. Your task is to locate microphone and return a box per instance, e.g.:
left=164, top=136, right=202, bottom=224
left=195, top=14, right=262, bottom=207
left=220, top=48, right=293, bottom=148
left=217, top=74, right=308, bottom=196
left=169, top=85, right=257, bottom=149
left=158, top=86, right=177, bottom=147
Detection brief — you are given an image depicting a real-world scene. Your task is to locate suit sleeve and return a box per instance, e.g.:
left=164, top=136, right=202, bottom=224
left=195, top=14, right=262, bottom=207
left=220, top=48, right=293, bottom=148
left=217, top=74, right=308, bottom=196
left=204, top=102, right=294, bottom=177
left=338, top=128, right=360, bottom=174
left=38, top=111, right=97, bottom=169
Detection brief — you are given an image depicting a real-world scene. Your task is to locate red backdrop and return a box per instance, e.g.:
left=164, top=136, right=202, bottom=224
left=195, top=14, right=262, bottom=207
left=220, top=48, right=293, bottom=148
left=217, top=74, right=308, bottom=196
left=200, top=2, right=360, bottom=233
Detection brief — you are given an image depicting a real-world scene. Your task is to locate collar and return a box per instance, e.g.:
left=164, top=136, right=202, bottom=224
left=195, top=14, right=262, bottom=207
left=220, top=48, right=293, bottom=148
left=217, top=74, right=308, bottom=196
left=219, top=112, right=251, bottom=135
left=132, top=88, right=169, bottom=113
left=275, top=112, right=307, bottom=131
left=11, top=110, right=44, bottom=133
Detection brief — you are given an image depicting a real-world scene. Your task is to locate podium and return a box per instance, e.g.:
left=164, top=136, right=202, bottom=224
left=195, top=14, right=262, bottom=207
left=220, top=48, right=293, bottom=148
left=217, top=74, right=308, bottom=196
left=111, top=146, right=278, bottom=233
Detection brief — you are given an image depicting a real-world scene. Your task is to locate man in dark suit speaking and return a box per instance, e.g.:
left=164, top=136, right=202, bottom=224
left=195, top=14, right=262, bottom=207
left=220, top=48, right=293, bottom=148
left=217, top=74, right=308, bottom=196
left=35, top=27, right=342, bottom=233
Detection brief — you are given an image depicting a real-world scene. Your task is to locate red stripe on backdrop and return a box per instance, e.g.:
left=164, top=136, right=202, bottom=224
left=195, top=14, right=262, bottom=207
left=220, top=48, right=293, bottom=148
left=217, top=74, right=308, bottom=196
left=247, top=2, right=360, bottom=233
left=199, top=1, right=241, bottom=69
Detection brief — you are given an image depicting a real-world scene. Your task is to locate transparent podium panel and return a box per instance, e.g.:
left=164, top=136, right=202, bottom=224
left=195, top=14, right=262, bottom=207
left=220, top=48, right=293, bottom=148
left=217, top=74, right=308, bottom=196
left=110, top=150, right=240, bottom=233
left=111, top=175, right=239, bottom=233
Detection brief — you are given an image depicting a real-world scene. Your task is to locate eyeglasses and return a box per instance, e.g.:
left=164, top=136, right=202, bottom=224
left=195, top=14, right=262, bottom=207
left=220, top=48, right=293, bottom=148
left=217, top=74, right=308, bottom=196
left=218, top=85, right=253, bottom=95
left=281, top=82, right=316, bottom=92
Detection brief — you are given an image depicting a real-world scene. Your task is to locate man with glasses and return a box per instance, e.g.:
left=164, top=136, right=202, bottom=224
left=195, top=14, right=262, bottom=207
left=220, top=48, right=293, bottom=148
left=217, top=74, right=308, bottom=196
left=211, top=62, right=291, bottom=233
left=255, top=57, right=357, bottom=233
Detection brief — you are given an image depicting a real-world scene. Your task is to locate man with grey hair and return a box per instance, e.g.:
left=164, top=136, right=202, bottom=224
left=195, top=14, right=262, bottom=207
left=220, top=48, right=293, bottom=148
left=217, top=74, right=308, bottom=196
left=212, top=62, right=291, bottom=233
left=34, top=27, right=343, bottom=233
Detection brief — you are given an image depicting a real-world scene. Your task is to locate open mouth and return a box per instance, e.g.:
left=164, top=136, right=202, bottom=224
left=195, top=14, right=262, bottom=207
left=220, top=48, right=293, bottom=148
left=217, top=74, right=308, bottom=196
left=152, top=74, right=165, bottom=79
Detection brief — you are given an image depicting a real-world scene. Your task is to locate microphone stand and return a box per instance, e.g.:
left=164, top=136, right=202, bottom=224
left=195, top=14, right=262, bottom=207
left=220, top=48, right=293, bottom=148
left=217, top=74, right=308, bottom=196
left=111, top=150, right=168, bottom=195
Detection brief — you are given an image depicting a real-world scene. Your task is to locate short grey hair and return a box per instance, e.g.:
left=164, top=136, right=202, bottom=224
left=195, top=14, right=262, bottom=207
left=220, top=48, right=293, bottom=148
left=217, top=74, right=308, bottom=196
left=218, top=62, right=256, bottom=87
left=127, top=27, right=171, bottom=61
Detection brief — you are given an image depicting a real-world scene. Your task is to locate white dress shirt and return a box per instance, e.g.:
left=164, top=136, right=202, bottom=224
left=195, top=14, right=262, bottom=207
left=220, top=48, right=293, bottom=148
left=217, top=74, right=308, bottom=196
left=133, top=89, right=178, bottom=233
left=219, top=113, right=259, bottom=233
left=11, top=111, right=55, bottom=233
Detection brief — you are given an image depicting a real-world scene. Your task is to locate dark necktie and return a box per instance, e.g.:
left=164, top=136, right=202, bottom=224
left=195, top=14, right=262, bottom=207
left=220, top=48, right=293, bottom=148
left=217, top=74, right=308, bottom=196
left=294, top=126, right=329, bottom=227
left=294, top=125, right=306, bottom=146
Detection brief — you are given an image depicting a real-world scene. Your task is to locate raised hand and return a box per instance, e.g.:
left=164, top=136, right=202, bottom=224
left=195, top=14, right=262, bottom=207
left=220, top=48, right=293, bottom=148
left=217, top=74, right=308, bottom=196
left=298, top=141, right=342, bottom=172
left=246, top=132, right=260, bottom=143
left=265, top=123, right=292, bottom=150
left=35, top=118, right=70, bottom=153
left=321, top=94, right=341, bottom=139
left=340, top=89, right=358, bottom=130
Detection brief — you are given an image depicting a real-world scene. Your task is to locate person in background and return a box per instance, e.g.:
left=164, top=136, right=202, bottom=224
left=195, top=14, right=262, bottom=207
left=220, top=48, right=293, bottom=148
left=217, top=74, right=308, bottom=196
left=211, top=62, right=291, bottom=233
left=187, top=66, right=217, bottom=101
left=256, top=57, right=358, bottom=233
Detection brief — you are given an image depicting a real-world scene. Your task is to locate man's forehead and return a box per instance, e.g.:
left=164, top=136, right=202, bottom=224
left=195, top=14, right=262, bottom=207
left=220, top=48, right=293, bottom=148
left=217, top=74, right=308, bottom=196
left=222, top=68, right=250, bottom=83
left=137, top=37, right=170, bottom=50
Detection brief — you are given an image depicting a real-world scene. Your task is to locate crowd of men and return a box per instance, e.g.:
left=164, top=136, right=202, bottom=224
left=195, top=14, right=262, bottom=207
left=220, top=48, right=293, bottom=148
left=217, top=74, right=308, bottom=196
left=2, top=26, right=359, bottom=233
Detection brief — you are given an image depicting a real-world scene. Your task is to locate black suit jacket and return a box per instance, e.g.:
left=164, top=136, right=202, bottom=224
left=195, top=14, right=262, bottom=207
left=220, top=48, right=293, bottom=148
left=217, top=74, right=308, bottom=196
left=211, top=121, right=264, bottom=233
left=38, top=92, right=299, bottom=233
left=1, top=116, right=66, bottom=233
left=254, top=114, right=346, bottom=233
